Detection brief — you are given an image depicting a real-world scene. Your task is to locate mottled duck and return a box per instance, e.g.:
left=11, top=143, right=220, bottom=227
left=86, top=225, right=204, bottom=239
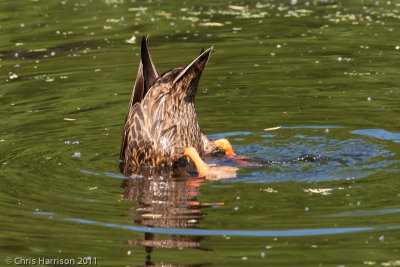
left=120, top=36, right=237, bottom=178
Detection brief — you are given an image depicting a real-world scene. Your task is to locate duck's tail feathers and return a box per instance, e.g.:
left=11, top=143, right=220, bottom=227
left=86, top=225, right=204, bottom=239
left=128, top=36, right=159, bottom=110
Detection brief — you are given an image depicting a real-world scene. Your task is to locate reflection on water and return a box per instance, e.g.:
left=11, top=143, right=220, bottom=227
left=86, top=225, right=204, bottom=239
left=112, top=126, right=400, bottom=265
left=121, top=175, right=220, bottom=266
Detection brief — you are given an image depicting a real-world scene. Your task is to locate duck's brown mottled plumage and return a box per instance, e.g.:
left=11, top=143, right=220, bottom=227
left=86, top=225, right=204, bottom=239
left=120, top=36, right=217, bottom=174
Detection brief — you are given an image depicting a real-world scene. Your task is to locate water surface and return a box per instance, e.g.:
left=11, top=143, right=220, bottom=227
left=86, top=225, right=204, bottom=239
left=1, top=0, right=400, bottom=266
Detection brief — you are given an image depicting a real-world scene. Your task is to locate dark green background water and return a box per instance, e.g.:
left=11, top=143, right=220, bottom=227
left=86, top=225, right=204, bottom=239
left=1, top=0, right=400, bottom=266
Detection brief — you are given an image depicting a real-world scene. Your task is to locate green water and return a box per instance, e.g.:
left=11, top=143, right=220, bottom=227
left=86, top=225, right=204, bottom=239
left=1, top=0, right=400, bottom=266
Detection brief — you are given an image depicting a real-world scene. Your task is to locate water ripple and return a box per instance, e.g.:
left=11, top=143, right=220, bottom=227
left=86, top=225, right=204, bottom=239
left=352, top=129, right=400, bottom=143
left=325, top=208, right=400, bottom=217
left=63, top=217, right=400, bottom=237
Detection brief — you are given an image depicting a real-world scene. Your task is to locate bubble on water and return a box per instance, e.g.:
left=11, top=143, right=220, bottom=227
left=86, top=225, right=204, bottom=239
left=234, top=206, right=239, bottom=211
left=170, top=22, right=175, bottom=26
left=125, top=35, right=136, bottom=44
left=56, top=30, right=60, bottom=35
left=305, top=206, right=309, bottom=212
left=337, top=57, right=352, bottom=62
left=127, top=250, right=132, bottom=255
left=324, top=128, right=329, bottom=134
left=9, top=73, right=18, bottom=80
left=120, top=16, right=125, bottom=22
left=367, top=97, right=372, bottom=102
left=151, top=17, right=155, bottom=22
left=51, top=51, right=55, bottom=56
left=276, top=44, right=281, bottom=48
left=14, top=52, right=19, bottom=58
left=72, top=152, right=81, bottom=158
left=20, top=23, right=25, bottom=28
left=379, top=235, right=384, bottom=242
left=260, top=252, right=266, bottom=258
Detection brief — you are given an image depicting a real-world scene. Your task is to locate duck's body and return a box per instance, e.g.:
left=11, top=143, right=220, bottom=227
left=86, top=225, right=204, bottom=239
left=120, top=37, right=235, bottom=176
